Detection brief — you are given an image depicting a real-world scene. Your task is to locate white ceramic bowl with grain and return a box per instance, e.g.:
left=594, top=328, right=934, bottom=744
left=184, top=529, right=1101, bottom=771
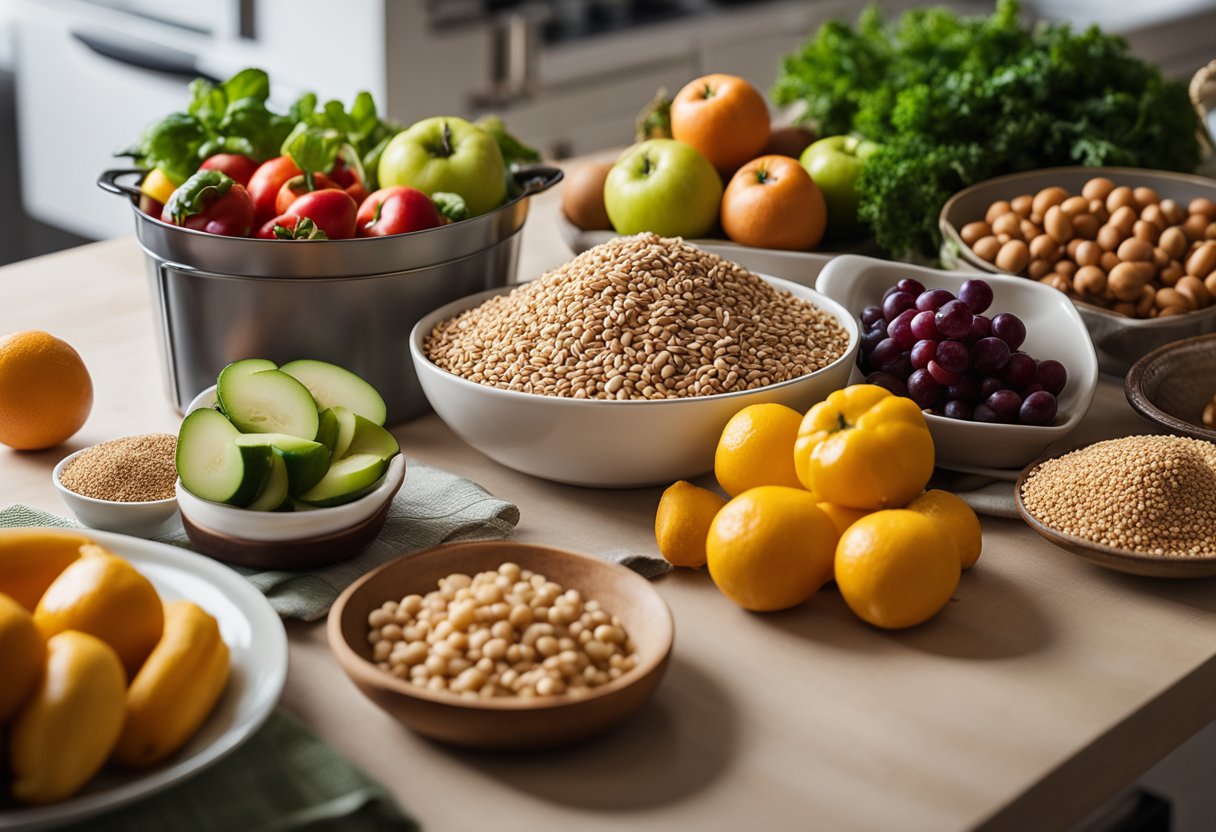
left=409, top=274, right=858, bottom=488
left=52, top=449, right=180, bottom=538
left=816, top=255, right=1099, bottom=472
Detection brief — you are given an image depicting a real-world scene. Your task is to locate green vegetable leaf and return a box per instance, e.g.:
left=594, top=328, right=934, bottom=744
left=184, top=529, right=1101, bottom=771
left=433, top=192, right=469, bottom=223
left=222, top=68, right=270, bottom=104
left=282, top=125, right=345, bottom=189
left=141, top=112, right=210, bottom=185
left=273, top=217, right=328, bottom=240
left=476, top=115, right=540, bottom=169
left=163, top=170, right=235, bottom=224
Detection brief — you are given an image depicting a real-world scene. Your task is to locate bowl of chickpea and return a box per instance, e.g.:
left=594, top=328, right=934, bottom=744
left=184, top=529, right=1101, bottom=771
left=326, top=540, right=674, bottom=749
left=940, top=166, right=1216, bottom=373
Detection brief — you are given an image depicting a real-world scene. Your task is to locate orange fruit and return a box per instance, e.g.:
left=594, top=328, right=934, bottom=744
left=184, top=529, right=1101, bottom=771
left=34, top=551, right=163, bottom=678
left=835, top=510, right=960, bottom=629
left=670, top=74, right=770, bottom=174
left=655, top=480, right=727, bottom=568
left=706, top=486, right=837, bottom=611
left=714, top=403, right=805, bottom=497
left=721, top=155, right=827, bottom=251
left=906, top=490, right=983, bottom=569
left=0, top=330, right=93, bottom=450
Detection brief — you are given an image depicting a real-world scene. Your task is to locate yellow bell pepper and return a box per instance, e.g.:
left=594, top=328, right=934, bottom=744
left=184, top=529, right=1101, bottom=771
left=139, top=168, right=178, bottom=205
left=794, top=384, right=934, bottom=510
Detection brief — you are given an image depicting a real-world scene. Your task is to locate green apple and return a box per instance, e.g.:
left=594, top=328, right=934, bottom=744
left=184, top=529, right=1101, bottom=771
left=603, top=139, right=723, bottom=238
left=799, top=136, right=879, bottom=239
left=378, top=116, right=507, bottom=217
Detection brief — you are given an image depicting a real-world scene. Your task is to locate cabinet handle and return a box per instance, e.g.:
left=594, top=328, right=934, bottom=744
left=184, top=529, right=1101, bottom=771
left=70, top=30, right=219, bottom=84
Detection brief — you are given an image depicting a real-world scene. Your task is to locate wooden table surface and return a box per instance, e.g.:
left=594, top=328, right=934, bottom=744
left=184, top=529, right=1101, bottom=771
left=2, top=186, right=1215, bottom=832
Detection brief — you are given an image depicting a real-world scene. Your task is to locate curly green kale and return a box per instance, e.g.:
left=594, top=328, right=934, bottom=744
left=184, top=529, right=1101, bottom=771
left=772, top=0, right=1203, bottom=258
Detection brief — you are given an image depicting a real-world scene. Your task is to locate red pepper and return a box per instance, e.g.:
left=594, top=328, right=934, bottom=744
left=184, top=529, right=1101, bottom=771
left=161, top=170, right=253, bottom=237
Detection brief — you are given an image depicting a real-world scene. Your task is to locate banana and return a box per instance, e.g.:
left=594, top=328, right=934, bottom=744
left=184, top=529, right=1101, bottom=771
left=10, top=631, right=126, bottom=804
left=112, top=600, right=230, bottom=768
left=0, top=528, right=93, bottom=610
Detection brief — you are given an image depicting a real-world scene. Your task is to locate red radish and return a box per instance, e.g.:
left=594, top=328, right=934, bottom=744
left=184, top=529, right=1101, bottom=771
left=357, top=186, right=442, bottom=237
left=286, top=189, right=358, bottom=239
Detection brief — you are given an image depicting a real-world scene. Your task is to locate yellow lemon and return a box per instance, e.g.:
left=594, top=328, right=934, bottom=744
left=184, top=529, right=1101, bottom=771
left=706, top=485, right=837, bottom=611
left=35, top=551, right=163, bottom=679
left=714, top=403, right=805, bottom=497
left=835, top=510, right=960, bottom=629
left=655, top=480, right=727, bottom=568
left=0, top=591, right=44, bottom=723
left=817, top=502, right=874, bottom=539
left=906, top=489, right=983, bottom=569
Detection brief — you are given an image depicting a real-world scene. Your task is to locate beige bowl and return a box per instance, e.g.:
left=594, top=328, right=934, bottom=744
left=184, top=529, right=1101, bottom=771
left=327, top=541, right=674, bottom=750
left=939, top=166, right=1216, bottom=374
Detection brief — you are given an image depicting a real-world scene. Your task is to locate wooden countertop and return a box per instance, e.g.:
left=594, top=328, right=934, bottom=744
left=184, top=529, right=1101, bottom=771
left=2, top=186, right=1214, bottom=832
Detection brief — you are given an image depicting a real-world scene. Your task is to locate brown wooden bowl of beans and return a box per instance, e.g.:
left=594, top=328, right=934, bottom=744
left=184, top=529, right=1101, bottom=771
left=940, top=167, right=1216, bottom=372
left=326, top=540, right=674, bottom=749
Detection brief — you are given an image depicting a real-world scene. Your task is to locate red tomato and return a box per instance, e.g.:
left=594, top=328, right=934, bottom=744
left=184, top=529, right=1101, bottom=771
left=274, top=173, right=341, bottom=216
left=357, top=187, right=443, bottom=237
left=344, top=181, right=368, bottom=206
left=199, top=154, right=260, bottom=187
left=329, top=158, right=368, bottom=206
left=247, top=157, right=301, bottom=224
left=286, top=189, right=358, bottom=240
left=162, top=182, right=253, bottom=237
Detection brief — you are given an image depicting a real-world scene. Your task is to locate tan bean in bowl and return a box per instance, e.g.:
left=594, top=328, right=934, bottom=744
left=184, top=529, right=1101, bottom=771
left=963, top=178, right=1216, bottom=319
left=367, top=563, right=639, bottom=700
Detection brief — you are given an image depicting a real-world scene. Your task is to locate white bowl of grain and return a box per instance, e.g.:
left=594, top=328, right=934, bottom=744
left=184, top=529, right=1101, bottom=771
left=52, top=434, right=180, bottom=538
left=409, top=234, right=858, bottom=488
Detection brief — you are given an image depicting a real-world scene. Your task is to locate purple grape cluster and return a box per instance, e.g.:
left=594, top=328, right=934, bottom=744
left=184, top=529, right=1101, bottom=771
left=858, top=278, right=1067, bottom=426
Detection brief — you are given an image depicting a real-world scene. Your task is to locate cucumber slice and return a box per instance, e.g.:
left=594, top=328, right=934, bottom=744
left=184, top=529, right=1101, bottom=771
left=218, top=358, right=277, bottom=384
left=346, top=414, right=400, bottom=460
left=247, top=453, right=290, bottom=512
left=316, top=408, right=339, bottom=456
left=234, top=433, right=331, bottom=496
left=176, top=408, right=273, bottom=506
left=297, top=454, right=389, bottom=507
left=280, top=359, right=387, bottom=426
left=217, top=369, right=320, bottom=440
left=329, top=406, right=358, bottom=460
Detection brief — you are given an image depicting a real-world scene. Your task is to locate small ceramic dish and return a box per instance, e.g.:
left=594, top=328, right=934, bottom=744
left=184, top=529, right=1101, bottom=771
left=176, top=386, right=406, bottom=569
left=1015, top=446, right=1216, bottom=578
left=1124, top=333, right=1216, bottom=443
left=327, top=540, right=674, bottom=750
left=52, top=450, right=179, bottom=538
left=938, top=166, right=1216, bottom=373
left=409, top=273, right=858, bottom=487
left=816, top=255, right=1100, bottom=472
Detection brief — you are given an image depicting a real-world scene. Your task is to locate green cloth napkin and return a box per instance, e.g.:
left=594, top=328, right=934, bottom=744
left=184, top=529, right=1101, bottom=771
left=3, top=457, right=520, bottom=621
left=53, top=709, right=416, bottom=832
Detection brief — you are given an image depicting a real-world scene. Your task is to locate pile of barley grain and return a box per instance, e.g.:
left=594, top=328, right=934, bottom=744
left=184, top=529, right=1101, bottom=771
left=1020, top=435, right=1216, bottom=557
left=424, top=233, right=849, bottom=400
left=58, top=433, right=178, bottom=502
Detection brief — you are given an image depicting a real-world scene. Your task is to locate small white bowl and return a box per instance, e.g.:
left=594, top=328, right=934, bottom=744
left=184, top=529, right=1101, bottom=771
left=816, top=255, right=1099, bottom=472
left=176, top=453, right=405, bottom=543
left=409, top=274, right=859, bottom=488
left=53, top=449, right=180, bottom=538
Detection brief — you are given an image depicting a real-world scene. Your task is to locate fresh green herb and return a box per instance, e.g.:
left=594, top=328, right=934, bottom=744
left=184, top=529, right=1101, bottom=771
left=771, top=0, right=1204, bottom=258
left=475, top=115, right=541, bottom=170
left=285, top=90, right=402, bottom=190
left=272, top=217, right=328, bottom=240
left=432, top=192, right=469, bottom=223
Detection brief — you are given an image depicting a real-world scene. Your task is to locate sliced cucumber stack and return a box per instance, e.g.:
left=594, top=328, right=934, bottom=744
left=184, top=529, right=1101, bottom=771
left=217, top=369, right=320, bottom=440
left=246, top=453, right=290, bottom=512
left=177, top=408, right=273, bottom=506
left=180, top=357, right=398, bottom=512
left=281, top=359, right=387, bottom=426
left=234, top=433, right=331, bottom=496
left=298, top=454, right=390, bottom=507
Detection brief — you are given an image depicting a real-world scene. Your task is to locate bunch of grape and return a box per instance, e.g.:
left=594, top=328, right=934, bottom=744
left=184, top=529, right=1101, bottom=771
left=858, top=278, right=1067, bottom=425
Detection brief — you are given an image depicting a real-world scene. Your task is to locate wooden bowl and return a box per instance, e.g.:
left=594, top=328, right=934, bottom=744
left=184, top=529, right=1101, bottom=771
left=327, top=541, right=674, bottom=749
left=1124, top=333, right=1216, bottom=444
left=1015, top=447, right=1216, bottom=578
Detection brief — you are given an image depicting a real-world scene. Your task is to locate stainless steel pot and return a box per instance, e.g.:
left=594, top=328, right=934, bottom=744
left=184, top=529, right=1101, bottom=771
left=98, top=167, right=562, bottom=424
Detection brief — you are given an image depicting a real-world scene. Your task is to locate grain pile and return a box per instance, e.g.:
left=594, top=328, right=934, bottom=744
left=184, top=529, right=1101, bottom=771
left=424, top=233, right=849, bottom=400
left=58, top=433, right=178, bottom=502
left=1020, top=435, right=1216, bottom=557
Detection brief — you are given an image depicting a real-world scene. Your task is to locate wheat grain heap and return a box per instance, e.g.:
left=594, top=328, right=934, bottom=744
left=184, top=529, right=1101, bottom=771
left=425, top=233, right=849, bottom=400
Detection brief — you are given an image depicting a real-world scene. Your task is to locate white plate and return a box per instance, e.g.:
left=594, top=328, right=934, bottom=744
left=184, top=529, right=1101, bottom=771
left=0, top=530, right=287, bottom=831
